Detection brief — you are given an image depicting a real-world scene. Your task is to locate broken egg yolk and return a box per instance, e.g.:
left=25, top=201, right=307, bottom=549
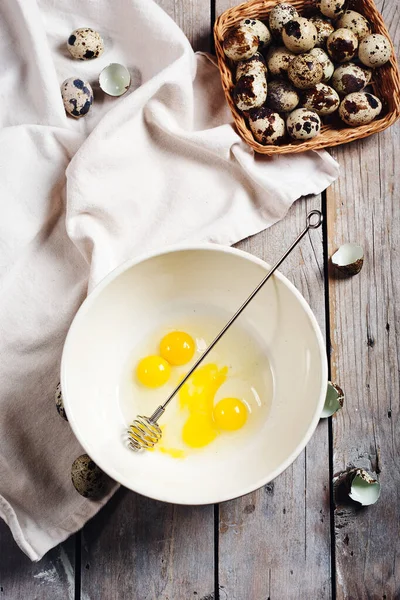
left=160, top=331, right=195, bottom=366
left=136, top=355, right=171, bottom=388
left=213, top=397, right=248, bottom=431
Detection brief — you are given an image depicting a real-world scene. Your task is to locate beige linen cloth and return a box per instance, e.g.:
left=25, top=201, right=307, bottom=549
left=0, top=0, right=339, bottom=560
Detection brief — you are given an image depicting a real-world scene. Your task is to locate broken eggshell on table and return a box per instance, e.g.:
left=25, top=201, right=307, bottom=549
left=331, top=242, right=364, bottom=275
left=348, top=468, right=381, bottom=506
left=321, top=381, right=344, bottom=418
left=99, top=63, right=131, bottom=97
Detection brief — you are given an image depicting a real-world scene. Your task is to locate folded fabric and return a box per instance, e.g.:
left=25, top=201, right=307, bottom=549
left=0, top=0, right=339, bottom=560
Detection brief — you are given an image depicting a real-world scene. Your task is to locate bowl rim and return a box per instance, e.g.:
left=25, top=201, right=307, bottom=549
left=61, top=242, right=328, bottom=505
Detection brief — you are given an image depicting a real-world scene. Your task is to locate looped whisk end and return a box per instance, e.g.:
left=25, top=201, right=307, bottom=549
left=127, top=416, right=162, bottom=451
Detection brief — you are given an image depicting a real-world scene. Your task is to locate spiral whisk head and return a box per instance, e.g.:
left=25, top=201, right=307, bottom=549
left=127, top=416, right=162, bottom=451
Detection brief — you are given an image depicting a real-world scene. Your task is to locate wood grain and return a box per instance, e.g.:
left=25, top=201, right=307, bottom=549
left=0, top=520, right=75, bottom=600
left=327, top=2, right=400, bottom=598
left=157, top=0, right=212, bottom=51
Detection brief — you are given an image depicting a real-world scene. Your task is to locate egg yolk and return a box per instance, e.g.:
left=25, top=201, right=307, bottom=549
left=213, top=398, right=248, bottom=431
left=180, top=363, right=228, bottom=448
left=136, top=355, right=171, bottom=388
left=160, top=331, right=195, bottom=366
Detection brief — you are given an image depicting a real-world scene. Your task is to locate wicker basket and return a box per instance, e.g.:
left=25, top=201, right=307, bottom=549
left=214, top=0, right=400, bottom=154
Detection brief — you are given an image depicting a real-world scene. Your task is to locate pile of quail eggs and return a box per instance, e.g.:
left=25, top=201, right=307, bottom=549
left=223, top=1, right=392, bottom=145
left=61, top=28, right=131, bottom=119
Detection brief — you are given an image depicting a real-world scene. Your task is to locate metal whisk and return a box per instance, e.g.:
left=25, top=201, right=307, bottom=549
left=127, top=209, right=323, bottom=452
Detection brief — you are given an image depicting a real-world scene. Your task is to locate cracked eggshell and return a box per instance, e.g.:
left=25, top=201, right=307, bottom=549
left=67, top=28, right=104, bottom=60
left=61, top=77, right=93, bottom=118
left=349, top=469, right=381, bottom=506
left=55, top=382, right=68, bottom=421
left=301, top=83, right=340, bottom=115
left=99, top=63, right=131, bottom=97
left=286, top=108, right=321, bottom=140
left=309, top=47, right=334, bottom=82
left=239, top=18, right=272, bottom=48
left=288, top=54, right=324, bottom=89
left=321, top=381, right=344, bottom=417
left=316, top=0, right=346, bottom=20
left=248, top=106, right=286, bottom=144
left=339, top=92, right=382, bottom=126
left=331, top=242, right=364, bottom=274
left=309, top=16, right=335, bottom=48
left=233, top=73, right=267, bottom=111
left=331, top=63, right=371, bottom=96
left=266, top=46, right=296, bottom=76
left=282, top=18, right=318, bottom=54
left=266, top=80, right=299, bottom=112
left=327, top=28, right=358, bottom=63
left=336, top=10, right=371, bottom=41
left=268, top=3, right=299, bottom=41
left=223, top=26, right=259, bottom=61
left=236, top=52, right=267, bottom=81
left=358, top=34, right=392, bottom=68
left=71, top=454, right=109, bottom=499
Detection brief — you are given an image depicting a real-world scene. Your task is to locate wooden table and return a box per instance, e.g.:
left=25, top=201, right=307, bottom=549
left=1, top=1, right=399, bottom=598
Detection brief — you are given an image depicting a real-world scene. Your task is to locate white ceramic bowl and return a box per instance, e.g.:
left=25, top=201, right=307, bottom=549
left=61, top=244, right=327, bottom=504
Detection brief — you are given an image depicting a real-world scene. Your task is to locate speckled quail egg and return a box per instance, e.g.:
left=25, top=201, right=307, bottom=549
left=61, top=77, right=93, bottom=118
left=288, top=54, right=324, bottom=89
left=309, top=47, right=334, bottom=82
left=287, top=108, right=321, bottom=139
left=239, top=18, right=272, bottom=48
left=55, top=382, right=68, bottom=421
left=236, top=52, right=267, bottom=80
left=67, top=28, right=104, bottom=60
left=223, top=26, right=259, bottom=61
left=282, top=18, right=318, bottom=54
left=266, top=46, right=295, bottom=76
left=248, top=106, right=286, bottom=144
left=266, top=80, right=299, bottom=112
left=339, top=91, right=382, bottom=125
left=71, top=454, right=109, bottom=499
left=331, top=63, right=371, bottom=95
left=358, top=34, right=392, bottom=67
left=268, top=3, right=299, bottom=40
left=301, top=83, right=340, bottom=115
left=327, top=28, right=358, bottom=63
left=336, top=10, right=371, bottom=41
left=309, top=16, right=335, bottom=48
left=316, top=0, right=346, bottom=20
left=233, top=73, right=267, bottom=110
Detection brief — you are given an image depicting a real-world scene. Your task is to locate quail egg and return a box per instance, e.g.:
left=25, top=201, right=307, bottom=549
left=339, top=91, right=382, bottom=126
left=316, top=0, right=346, bottom=20
left=309, top=47, right=334, bottom=82
left=301, top=83, right=340, bottom=115
left=327, top=28, right=358, bottom=63
left=223, top=26, right=259, bottom=61
left=358, top=34, right=392, bottom=68
left=309, top=16, right=335, bottom=47
left=55, top=382, right=68, bottom=421
left=233, top=73, right=267, bottom=111
left=336, top=10, right=371, bottom=41
left=268, top=3, right=299, bottom=40
left=282, top=18, right=318, bottom=54
left=239, top=18, right=272, bottom=48
left=266, top=80, right=299, bottom=111
left=287, top=108, right=321, bottom=139
left=248, top=106, right=286, bottom=144
left=331, top=63, right=371, bottom=95
left=61, top=77, right=93, bottom=118
left=236, top=52, right=267, bottom=80
left=265, top=46, right=295, bottom=76
left=71, top=454, right=110, bottom=499
left=288, top=54, right=324, bottom=89
left=67, top=28, right=104, bottom=60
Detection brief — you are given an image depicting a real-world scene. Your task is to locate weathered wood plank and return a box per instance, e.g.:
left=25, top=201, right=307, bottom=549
left=218, top=196, right=332, bottom=600
left=80, top=3, right=216, bottom=600
left=327, top=2, right=400, bottom=598
left=0, top=520, right=75, bottom=600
